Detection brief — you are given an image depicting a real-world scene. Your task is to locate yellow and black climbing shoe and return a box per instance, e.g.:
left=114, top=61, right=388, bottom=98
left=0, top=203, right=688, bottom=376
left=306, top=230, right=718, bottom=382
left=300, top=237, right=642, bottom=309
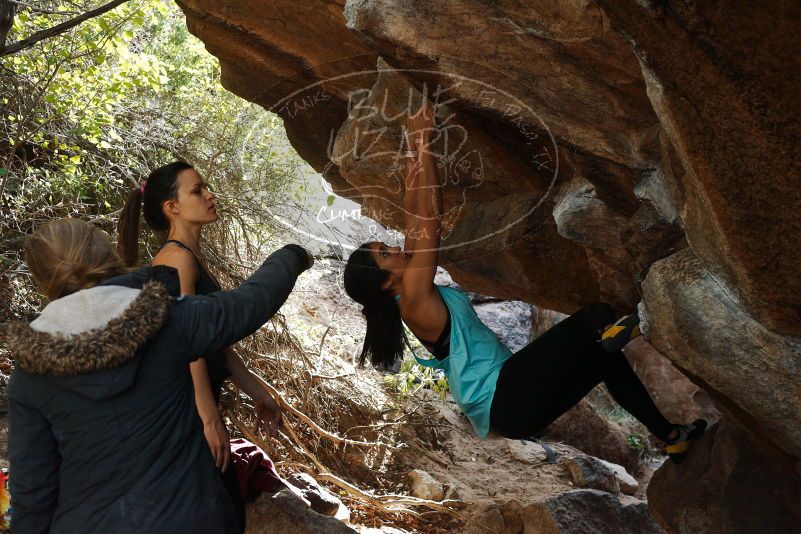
left=664, top=419, right=707, bottom=464
left=600, top=313, right=641, bottom=352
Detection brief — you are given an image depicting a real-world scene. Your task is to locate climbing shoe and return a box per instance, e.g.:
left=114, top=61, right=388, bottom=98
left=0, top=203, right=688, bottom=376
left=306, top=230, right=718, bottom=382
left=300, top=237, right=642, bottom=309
left=664, top=419, right=707, bottom=464
left=600, top=313, right=641, bottom=352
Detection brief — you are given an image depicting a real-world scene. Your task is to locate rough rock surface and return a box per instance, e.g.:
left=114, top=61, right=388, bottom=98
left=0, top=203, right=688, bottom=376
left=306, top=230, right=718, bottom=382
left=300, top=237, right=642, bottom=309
left=244, top=488, right=356, bottom=534
left=407, top=469, right=445, bottom=502
left=176, top=1, right=801, bottom=531
left=465, top=490, right=664, bottom=534
left=504, top=439, right=547, bottom=465
left=624, top=337, right=719, bottom=426
left=594, top=458, right=639, bottom=495
left=565, top=455, right=621, bottom=494
left=175, top=0, right=801, bottom=324
left=566, top=455, right=639, bottom=495
left=285, top=472, right=344, bottom=517
left=648, top=419, right=801, bottom=534
left=545, top=399, right=641, bottom=474
left=642, top=249, right=801, bottom=459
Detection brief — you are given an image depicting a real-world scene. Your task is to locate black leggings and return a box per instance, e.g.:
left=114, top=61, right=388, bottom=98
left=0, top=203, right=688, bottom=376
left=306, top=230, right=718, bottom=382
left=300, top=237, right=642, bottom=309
left=490, top=302, right=674, bottom=441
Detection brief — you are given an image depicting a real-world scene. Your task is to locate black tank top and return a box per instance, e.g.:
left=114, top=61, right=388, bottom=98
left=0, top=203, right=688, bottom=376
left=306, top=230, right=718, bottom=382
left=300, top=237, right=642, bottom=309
left=160, top=240, right=231, bottom=401
left=414, top=310, right=451, bottom=360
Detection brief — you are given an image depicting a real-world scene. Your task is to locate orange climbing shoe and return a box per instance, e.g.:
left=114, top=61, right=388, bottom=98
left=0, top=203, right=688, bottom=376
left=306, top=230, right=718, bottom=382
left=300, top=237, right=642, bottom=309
left=664, top=419, right=707, bottom=464
left=600, top=313, right=641, bottom=352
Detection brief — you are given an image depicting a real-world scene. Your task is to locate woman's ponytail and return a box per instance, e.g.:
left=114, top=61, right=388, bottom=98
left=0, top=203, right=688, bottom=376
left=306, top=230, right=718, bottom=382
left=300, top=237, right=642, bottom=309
left=116, top=161, right=191, bottom=267
left=344, top=245, right=405, bottom=369
left=117, top=186, right=143, bottom=267
left=359, top=293, right=404, bottom=369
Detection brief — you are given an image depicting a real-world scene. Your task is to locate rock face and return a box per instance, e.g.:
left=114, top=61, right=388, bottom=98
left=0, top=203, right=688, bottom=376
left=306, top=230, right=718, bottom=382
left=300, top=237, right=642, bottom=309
left=642, top=249, right=801, bottom=459
left=245, top=488, right=356, bottom=534
left=176, top=0, right=801, bottom=530
left=465, top=490, right=665, bottom=534
left=647, top=419, right=801, bottom=534
left=623, top=336, right=719, bottom=426
left=545, top=399, right=641, bottom=474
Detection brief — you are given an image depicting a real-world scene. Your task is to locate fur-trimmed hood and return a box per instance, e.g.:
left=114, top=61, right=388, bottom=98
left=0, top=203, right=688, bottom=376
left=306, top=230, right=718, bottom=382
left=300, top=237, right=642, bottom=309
left=7, top=278, right=171, bottom=400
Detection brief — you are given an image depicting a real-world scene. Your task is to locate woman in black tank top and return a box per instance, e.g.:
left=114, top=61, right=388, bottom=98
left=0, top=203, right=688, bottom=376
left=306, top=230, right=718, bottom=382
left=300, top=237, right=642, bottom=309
left=118, top=161, right=282, bottom=532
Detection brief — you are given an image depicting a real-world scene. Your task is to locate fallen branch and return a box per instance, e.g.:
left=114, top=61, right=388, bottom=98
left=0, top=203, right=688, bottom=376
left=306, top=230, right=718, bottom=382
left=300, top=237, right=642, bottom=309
left=313, top=471, right=466, bottom=518
left=260, top=380, right=396, bottom=449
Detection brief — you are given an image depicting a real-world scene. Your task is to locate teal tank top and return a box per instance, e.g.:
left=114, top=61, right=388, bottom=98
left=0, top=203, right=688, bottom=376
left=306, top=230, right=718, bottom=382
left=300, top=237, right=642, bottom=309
left=404, top=285, right=513, bottom=438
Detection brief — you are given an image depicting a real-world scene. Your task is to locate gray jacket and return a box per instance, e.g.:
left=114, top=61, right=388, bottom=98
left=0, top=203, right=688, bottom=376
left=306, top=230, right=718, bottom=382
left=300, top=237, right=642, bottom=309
left=6, top=245, right=310, bottom=534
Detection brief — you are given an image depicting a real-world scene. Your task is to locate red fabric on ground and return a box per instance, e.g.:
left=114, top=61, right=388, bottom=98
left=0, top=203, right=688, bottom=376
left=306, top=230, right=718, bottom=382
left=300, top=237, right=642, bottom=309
left=229, top=438, right=284, bottom=499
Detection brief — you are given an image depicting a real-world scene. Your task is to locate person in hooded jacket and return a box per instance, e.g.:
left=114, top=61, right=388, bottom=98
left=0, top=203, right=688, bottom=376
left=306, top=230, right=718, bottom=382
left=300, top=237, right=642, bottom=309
left=6, top=218, right=313, bottom=534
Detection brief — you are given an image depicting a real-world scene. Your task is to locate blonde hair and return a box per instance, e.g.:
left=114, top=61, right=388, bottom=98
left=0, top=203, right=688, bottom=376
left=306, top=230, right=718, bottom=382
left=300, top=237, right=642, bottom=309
left=25, top=218, right=127, bottom=300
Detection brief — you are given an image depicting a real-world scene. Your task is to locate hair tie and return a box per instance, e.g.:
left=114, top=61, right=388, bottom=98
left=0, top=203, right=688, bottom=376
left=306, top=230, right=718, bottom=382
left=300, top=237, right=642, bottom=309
left=139, top=181, right=147, bottom=194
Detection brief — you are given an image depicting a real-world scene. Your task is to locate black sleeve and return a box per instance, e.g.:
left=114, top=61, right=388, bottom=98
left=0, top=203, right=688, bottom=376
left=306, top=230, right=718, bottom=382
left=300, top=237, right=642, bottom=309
left=8, top=372, right=60, bottom=534
left=173, top=245, right=309, bottom=360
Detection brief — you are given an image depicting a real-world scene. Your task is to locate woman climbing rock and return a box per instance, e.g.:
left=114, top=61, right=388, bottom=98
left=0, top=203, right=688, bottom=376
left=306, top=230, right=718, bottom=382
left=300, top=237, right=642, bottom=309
left=7, top=218, right=313, bottom=533
left=344, top=102, right=705, bottom=464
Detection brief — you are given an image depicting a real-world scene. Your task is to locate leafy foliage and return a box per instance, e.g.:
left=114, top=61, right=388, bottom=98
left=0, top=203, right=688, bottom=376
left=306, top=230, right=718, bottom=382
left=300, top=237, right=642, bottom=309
left=0, top=0, right=308, bottom=321
left=384, top=352, right=450, bottom=399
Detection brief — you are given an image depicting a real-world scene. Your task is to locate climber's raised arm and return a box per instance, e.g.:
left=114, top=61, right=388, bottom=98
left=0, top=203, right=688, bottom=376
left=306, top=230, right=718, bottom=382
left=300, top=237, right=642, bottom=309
left=401, top=102, right=442, bottom=306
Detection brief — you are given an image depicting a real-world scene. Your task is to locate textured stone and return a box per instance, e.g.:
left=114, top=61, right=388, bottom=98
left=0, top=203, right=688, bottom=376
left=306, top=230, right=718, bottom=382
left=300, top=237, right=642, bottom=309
left=522, top=490, right=665, bottom=534
left=624, top=336, right=720, bottom=426
left=545, top=399, right=641, bottom=474
left=595, top=458, right=639, bottom=495
left=642, top=249, right=801, bottom=458
left=407, top=468, right=445, bottom=501
left=285, top=472, right=344, bottom=517
left=176, top=0, right=801, bottom=330
left=553, top=176, right=639, bottom=311
left=648, top=419, right=801, bottom=534
left=344, top=0, right=659, bottom=168
left=466, top=490, right=664, bottom=534
left=596, top=0, right=801, bottom=335
left=565, top=455, right=621, bottom=494
left=504, top=439, right=547, bottom=465
left=244, top=488, right=356, bottom=534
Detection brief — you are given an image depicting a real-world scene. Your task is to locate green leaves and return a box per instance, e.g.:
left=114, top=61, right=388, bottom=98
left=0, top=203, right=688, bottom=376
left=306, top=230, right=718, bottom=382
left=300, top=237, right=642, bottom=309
left=384, top=356, right=450, bottom=399
left=1, top=0, right=311, bottom=304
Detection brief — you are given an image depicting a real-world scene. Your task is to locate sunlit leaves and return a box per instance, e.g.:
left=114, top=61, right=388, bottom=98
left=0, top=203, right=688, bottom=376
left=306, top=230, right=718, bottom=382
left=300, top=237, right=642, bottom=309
left=2, top=0, right=312, bottom=296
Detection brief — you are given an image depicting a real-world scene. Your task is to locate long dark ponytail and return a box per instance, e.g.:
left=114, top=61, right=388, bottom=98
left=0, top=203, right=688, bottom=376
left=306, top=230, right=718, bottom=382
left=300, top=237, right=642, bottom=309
left=116, top=161, right=193, bottom=266
left=343, top=244, right=405, bottom=369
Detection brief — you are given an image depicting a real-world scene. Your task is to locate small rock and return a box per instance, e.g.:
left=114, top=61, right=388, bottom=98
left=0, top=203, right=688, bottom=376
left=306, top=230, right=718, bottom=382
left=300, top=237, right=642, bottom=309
left=444, top=484, right=464, bottom=504
left=527, top=490, right=664, bottom=533
left=565, top=455, right=620, bottom=494
left=505, top=439, right=547, bottom=464
left=285, top=472, right=345, bottom=517
left=245, top=488, right=356, bottom=534
left=596, top=458, right=639, bottom=495
left=407, top=469, right=445, bottom=501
